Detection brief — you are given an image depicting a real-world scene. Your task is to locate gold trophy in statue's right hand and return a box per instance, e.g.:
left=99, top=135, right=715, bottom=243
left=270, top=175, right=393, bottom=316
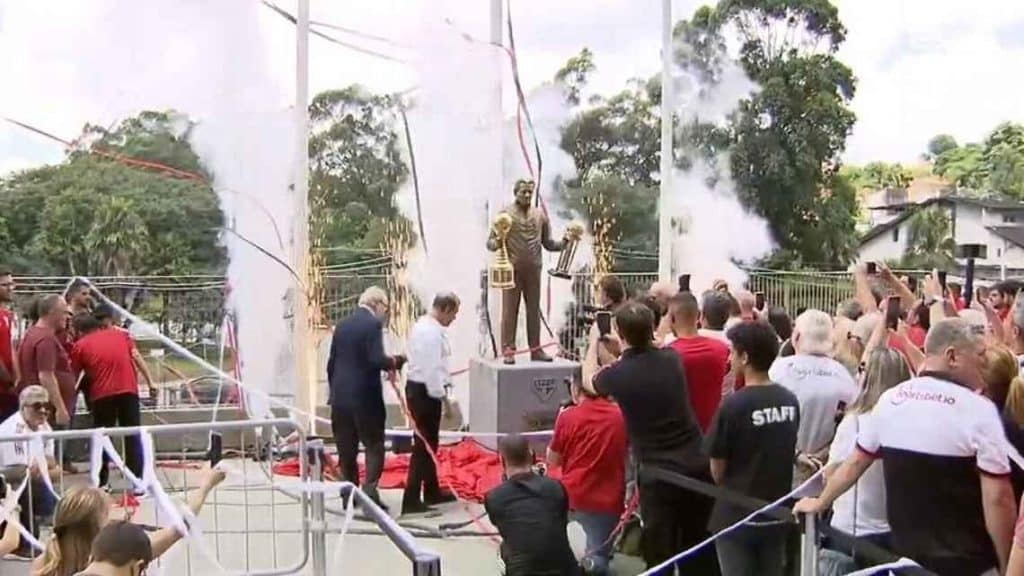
left=489, top=212, right=515, bottom=289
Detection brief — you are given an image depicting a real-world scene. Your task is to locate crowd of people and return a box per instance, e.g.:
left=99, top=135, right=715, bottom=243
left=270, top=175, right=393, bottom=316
left=0, top=273, right=224, bottom=575
left=330, top=264, right=1024, bottom=576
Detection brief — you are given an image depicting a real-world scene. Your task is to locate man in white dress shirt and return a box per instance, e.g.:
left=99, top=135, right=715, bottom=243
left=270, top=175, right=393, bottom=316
left=401, top=292, right=460, bottom=515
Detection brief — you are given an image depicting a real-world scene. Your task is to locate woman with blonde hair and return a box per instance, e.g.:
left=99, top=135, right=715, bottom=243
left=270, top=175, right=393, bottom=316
left=32, top=485, right=107, bottom=576
left=32, top=467, right=225, bottom=576
left=980, top=344, right=1024, bottom=500
left=820, top=348, right=912, bottom=572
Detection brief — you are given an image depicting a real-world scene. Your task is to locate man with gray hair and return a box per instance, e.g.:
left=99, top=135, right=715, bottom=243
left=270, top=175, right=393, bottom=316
left=797, top=318, right=1016, bottom=575
left=327, top=286, right=405, bottom=511
left=769, top=309, right=858, bottom=468
left=0, top=385, right=58, bottom=557
left=18, top=295, right=74, bottom=427
left=835, top=299, right=864, bottom=322
left=401, top=292, right=460, bottom=515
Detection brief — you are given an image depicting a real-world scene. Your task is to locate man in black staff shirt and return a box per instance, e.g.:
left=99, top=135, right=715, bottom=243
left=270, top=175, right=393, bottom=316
left=582, top=301, right=716, bottom=574
left=484, top=434, right=580, bottom=576
left=707, top=321, right=799, bottom=576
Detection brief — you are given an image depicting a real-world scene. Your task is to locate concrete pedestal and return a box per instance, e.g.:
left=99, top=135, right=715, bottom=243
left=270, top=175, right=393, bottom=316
left=469, top=357, right=579, bottom=449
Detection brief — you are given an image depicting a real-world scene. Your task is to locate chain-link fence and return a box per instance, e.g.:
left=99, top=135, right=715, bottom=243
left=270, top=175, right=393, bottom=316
left=13, top=275, right=227, bottom=347
left=11, top=268, right=958, bottom=352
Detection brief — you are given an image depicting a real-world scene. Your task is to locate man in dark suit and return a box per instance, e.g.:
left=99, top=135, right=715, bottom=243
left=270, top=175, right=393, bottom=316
left=327, top=286, right=405, bottom=510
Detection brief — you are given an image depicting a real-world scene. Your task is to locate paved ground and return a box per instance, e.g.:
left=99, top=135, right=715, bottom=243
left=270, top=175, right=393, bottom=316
left=2, top=459, right=646, bottom=576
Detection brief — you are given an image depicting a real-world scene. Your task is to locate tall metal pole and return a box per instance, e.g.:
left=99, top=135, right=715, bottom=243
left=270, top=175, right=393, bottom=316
left=293, top=0, right=314, bottom=431
left=658, top=0, right=674, bottom=282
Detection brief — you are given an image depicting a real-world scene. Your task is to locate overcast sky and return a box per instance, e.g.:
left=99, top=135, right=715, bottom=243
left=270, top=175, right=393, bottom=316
left=1, top=0, right=1023, bottom=174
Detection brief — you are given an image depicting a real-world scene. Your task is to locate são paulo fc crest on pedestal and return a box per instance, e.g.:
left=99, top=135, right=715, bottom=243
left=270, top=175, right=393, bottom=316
left=531, top=377, right=557, bottom=403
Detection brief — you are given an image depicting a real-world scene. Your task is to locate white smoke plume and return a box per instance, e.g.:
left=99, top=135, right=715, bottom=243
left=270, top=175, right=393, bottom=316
left=668, top=39, right=773, bottom=293
left=396, top=17, right=501, bottom=412
left=501, top=82, right=590, bottom=341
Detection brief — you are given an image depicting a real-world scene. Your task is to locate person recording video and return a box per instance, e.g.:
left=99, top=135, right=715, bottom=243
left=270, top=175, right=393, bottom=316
left=548, top=376, right=627, bottom=575
left=581, top=302, right=714, bottom=572
left=485, top=435, right=580, bottom=576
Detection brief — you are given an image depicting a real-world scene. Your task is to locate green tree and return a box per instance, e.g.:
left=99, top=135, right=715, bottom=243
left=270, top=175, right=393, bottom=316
left=843, top=162, right=914, bottom=191
left=901, top=205, right=955, bottom=269
left=983, top=123, right=1024, bottom=199
left=926, top=134, right=958, bottom=160
left=0, top=111, right=225, bottom=276
left=554, top=48, right=596, bottom=106
left=558, top=175, right=658, bottom=272
left=307, top=86, right=410, bottom=267
left=933, top=143, right=986, bottom=190
left=930, top=123, right=1024, bottom=198
left=689, top=0, right=858, bottom=267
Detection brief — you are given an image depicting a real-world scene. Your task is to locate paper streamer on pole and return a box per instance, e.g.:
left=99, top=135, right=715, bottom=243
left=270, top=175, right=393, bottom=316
left=843, top=557, right=921, bottom=576
left=328, top=484, right=358, bottom=570
left=2, top=474, right=44, bottom=551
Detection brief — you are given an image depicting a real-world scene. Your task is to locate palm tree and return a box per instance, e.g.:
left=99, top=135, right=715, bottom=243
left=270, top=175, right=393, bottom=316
left=901, top=205, right=955, bottom=270
left=85, top=196, right=150, bottom=277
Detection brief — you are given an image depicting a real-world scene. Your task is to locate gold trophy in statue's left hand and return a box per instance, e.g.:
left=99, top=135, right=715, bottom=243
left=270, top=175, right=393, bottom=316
left=489, top=212, right=516, bottom=289
left=549, top=221, right=585, bottom=280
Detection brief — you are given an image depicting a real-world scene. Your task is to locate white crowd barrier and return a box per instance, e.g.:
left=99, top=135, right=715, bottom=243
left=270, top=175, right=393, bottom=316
left=0, top=418, right=441, bottom=576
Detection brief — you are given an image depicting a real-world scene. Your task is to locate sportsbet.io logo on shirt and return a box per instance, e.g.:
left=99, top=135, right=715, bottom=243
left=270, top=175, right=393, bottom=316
left=751, top=405, right=797, bottom=427
left=890, top=385, right=956, bottom=406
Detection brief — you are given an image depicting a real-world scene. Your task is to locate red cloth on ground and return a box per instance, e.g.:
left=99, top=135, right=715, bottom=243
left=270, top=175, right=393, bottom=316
left=273, top=439, right=530, bottom=502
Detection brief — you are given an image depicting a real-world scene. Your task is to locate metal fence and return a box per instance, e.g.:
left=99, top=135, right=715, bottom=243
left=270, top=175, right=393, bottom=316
left=8, top=267, right=945, bottom=359
left=0, top=417, right=440, bottom=576
left=13, top=275, right=226, bottom=347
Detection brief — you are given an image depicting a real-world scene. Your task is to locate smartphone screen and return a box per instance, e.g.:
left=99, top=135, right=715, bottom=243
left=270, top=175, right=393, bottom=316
left=596, top=311, right=612, bottom=337
left=906, top=276, right=918, bottom=293
left=755, top=292, right=765, bottom=311
left=209, top=432, right=223, bottom=467
left=866, top=262, right=877, bottom=275
left=886, top=297, right=901, bottom=331
left=937, top=271, right=948, bottom=293
left=678, top=274, right=691, bottom=293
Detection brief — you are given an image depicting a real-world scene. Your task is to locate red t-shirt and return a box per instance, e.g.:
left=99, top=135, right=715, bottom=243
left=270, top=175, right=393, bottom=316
left=669, top=336, right=731, bottom=431
left=0, top=309, right=15, bottom=409
left=71, top=328, right=139, bottom=402
left=549, top=399, right=627, bottom=515
left=18, top=325, right=77, bottom=415
left=907, top=325, right=927, bottom=349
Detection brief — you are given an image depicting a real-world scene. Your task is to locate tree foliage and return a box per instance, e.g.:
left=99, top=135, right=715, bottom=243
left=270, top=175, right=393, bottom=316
left=555, top=51, right=662, bottom=271
left=0, top=111, right=225, bottom=276
left=931, top=122, right=1024, bottom=199
left=926, top=134, right=958, bottom=160
left=555, top=0, right=859, bottom=270
left=901, top=205, right=955, bottom=269
left=308, top=86, right=410, bottom=266
left=843, top=162, right=914, bottom=191
left=681, top=0, right=859, bottom=267
left=554, top=48, right=596, bottom=107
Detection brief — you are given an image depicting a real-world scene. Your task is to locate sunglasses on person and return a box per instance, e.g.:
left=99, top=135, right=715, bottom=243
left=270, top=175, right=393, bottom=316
left=26, top=402, right=50, bottom=412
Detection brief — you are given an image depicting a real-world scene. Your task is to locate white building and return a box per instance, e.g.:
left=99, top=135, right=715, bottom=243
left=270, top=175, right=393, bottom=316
left=857, top=196, right=1024, bottom=276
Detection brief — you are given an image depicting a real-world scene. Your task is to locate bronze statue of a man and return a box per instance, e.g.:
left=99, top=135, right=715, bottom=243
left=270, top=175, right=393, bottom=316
left=487, top=180, right=566, bottom=364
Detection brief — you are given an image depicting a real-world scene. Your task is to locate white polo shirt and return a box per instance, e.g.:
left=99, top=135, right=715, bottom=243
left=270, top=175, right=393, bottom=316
left=857, top=373, right=1009, bottom=573
left=0, top=411, right=54, bottom=467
